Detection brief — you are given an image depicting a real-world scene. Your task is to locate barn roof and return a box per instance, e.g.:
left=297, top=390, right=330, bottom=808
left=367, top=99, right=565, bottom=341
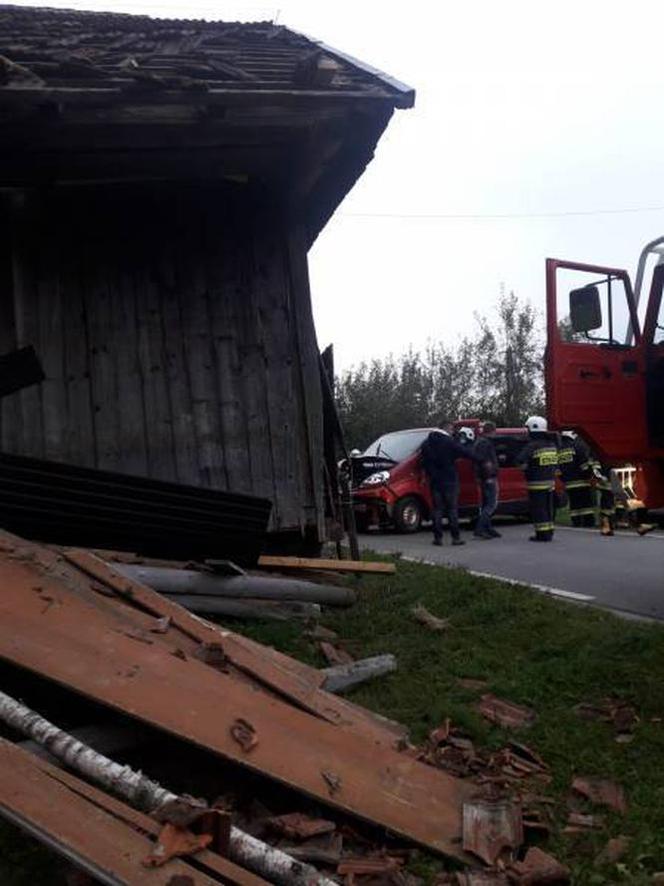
left=0, top=5, right=414, bottom=107
left=0, top=5, right=414, bottom=243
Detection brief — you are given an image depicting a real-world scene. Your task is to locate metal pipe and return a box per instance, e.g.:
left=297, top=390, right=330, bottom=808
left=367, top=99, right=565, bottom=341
left=116, top=564, right=356, bottom=607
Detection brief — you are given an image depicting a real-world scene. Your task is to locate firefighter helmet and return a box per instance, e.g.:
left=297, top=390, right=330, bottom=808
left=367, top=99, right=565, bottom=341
left=525, top=415, right=548, bottom=433
left=561, top=429, right=577, bottom=439
left=458, top=426, right=475, bottom=443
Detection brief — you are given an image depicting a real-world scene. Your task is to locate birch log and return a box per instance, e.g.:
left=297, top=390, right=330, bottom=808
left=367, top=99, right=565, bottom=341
left=0, top=689, right=335, bottom=886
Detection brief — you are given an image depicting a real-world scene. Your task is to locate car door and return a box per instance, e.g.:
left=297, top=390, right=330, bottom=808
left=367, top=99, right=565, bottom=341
left=493, top=434, right=528, bottom=506
left=545, top=258, right=647, bottom=462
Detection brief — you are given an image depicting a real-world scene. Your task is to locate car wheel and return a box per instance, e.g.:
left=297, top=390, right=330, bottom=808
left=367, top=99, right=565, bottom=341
left=394, top=496, right=423, bottom=533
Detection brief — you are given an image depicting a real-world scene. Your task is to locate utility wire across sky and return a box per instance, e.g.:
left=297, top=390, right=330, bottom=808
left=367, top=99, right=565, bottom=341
left=342, top=205, right=664, bottom=221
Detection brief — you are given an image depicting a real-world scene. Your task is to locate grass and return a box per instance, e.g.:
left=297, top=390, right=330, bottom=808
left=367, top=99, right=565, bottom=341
left=242, top=557, right=664, bottom=884
left=3, top=558, right=664, bottom=884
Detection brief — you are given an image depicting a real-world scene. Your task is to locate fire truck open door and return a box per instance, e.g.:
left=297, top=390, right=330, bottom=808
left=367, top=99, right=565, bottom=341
left=545, top=258, right=647, bottom=463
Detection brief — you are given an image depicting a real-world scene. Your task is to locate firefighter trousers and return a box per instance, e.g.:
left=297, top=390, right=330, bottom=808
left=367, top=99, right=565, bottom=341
left=566, top=483, right=594, bottom=527
left=528, top=488, right=555, bottom=540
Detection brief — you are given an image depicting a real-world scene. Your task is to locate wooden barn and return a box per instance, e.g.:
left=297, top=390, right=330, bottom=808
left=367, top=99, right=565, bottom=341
left=0, top=5, right=413, bottom=549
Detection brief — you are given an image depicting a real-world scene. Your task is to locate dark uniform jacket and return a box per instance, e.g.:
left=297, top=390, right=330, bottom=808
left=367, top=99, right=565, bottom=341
left=420, top=431, right=474, bottom=485
left=516, top=436, right=558, bottom=491
left=557, top=436, right=592, bottom=485
left=473, top=435, right=498, bottom=481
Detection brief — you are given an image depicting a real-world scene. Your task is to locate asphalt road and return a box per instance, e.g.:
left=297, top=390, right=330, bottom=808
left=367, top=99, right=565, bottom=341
left=360, top=523, right=664, bottom=621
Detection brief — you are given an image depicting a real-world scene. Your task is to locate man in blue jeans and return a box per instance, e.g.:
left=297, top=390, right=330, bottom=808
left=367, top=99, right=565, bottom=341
left=473, top=421, right=501, bottom=539
left=421, top=422, right=477, bottom=546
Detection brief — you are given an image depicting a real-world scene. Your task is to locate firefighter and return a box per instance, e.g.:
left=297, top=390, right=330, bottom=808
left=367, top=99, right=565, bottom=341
left=591, top=460, right=616, bottom=536
left=558, top=430, right=595, bottom=527
left=516, top=416, right=558, bottom=542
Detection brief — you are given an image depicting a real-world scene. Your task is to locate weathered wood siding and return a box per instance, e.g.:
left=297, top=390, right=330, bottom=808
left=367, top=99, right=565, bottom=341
left=0, top=185, right=323, bottom=536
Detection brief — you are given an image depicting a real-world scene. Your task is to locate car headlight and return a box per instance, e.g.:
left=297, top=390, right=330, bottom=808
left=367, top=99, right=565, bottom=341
left=361, top=470, right=390, bottom=487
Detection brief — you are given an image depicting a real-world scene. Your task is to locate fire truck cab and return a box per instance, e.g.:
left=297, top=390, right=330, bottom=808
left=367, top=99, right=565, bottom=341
left=545, top=237, right=664, bottom=509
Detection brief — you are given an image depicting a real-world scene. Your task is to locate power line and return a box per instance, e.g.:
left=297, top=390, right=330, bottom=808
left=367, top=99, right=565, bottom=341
left=341, top=204, right=664, bottom=221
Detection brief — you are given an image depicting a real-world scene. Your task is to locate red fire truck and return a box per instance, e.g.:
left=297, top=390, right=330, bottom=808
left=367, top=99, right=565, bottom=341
left=545, top=236, right=664, bottom=510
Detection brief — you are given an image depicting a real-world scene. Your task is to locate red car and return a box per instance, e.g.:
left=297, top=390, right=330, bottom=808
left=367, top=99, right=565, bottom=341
left=350, top=421, right=529, bottom=532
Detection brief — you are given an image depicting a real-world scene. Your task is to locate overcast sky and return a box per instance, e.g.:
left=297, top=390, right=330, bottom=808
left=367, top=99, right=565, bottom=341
left=13, top=0, right=664, bottom=368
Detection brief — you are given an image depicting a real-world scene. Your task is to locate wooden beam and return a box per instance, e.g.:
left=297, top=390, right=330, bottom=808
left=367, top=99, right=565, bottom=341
left=257, top=555, right=396, bottom=575
left=0, top=738, right=267, bottom=886
left=0, top=86, right=400, bottom=108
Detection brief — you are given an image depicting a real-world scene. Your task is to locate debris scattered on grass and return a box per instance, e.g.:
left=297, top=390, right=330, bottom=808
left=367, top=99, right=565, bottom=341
left=477, top=695, right=536, bottom=730
left=436, top=872, right=509, bottom=885
left=507, top=846, right=571, bottom=884
left=574, top=698, right=639, bottom=738
left=319, top=640, right=354, bottom=666
left=462, top=797, right=523, bottom=865
left=411, top=603, right=450, bottom=632
left=337, top=854, right=404, bottom=876
left=594, top=835, right=630, bottom=866
left=563, top=811, right=605, bottom=833
left=571, top=777, right=627, bottom=814
left=458, top=678, right=490, bottom=692
left=305, top=624, right=339, bottom=642
left=265, top=812, right=336, bottom=841
left=418, top=722, right=549, bottom=788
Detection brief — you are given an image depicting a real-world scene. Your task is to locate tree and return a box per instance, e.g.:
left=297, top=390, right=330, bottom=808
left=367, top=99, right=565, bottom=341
left=335, top=291, right=544, bottom=447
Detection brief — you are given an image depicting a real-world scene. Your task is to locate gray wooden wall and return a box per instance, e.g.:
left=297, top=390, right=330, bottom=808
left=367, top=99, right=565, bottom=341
left=0, top=184, right=324, bottom=537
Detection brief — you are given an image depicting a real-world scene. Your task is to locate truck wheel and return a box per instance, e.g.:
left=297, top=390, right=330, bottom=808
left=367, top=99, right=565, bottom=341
left=394, top=496, right=423, bottom=533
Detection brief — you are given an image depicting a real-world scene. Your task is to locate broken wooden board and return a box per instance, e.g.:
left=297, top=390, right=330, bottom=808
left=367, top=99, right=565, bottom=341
left=257, top=555, right=396, bottom=575
left=0, top=546, right=472, bottom=860
left=0, top=738, right=265, bottom=885
left=64, top=548, right=407, bottom=749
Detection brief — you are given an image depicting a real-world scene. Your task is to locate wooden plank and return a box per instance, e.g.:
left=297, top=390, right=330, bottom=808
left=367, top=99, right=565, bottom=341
left=0, top=194, right=22, bottom=453
left=10, top=193, right=44, bottom=458
left=6, top=739, right=269, bottom=886
left=60, top=204, right=96, bottom=468
left=249, top=212, right=302, bottom=530
left=133, top=194, right=178, bottom=482
left=154, top=210, right=199, bottom=487
left=258, top=555, right=396, bottom=575
left=285, top=226, right=325, bottom=539
left=233, top=211, right=275, bottom=502
left=111, top=204, right=150, bottom=478
left=37, top=208, right=67, bottom=462
left=63, top=550, right=405, bottom=748
left=205, top=194, right=252, bottom=495
left=0, top=739, right=242, bottom=886
left=81, top=214, right=122, bottom=472
left=0, top=548, right=471, bottom=859
left=176, top=194, right=227, bottom=489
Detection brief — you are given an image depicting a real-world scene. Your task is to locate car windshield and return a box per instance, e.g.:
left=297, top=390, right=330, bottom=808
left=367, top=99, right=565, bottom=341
left=362, top=430, right=431, bottom=463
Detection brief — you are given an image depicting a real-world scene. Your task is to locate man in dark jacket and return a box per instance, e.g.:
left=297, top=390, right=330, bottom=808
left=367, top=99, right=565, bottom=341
left=516, top=415, right=558, bottom=542
left=473, top=421, right=500, bottom=539
left=420, top=422, right=476, bottom=546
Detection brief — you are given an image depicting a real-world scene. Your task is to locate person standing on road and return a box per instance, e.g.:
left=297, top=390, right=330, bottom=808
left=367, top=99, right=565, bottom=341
left=473, top=421, right=500, bottom=539
left=420, top=422, right=477, bottom=547
left=516, top=416, right=558, bottom=542
left=558, top=430, right=595, bottom=527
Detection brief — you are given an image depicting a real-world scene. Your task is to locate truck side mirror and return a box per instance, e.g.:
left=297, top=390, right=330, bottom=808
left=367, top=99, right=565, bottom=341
left=569, top=285, right=602, bottom=333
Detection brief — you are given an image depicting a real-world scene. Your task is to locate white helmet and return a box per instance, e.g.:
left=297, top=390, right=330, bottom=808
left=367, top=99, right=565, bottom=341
left=458, top=426, right=476, bottom=443
left=525, top=415, right=548, bottom=433
left=561, top=429, right=577, bottom=439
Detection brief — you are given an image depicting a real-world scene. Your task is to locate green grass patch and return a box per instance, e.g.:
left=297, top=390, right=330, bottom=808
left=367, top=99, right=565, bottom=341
left=243, top=557, right=664, bottom=884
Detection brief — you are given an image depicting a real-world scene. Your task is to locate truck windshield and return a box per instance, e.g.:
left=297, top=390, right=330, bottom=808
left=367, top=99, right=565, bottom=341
left=363, top=430, right=430, bottom=463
